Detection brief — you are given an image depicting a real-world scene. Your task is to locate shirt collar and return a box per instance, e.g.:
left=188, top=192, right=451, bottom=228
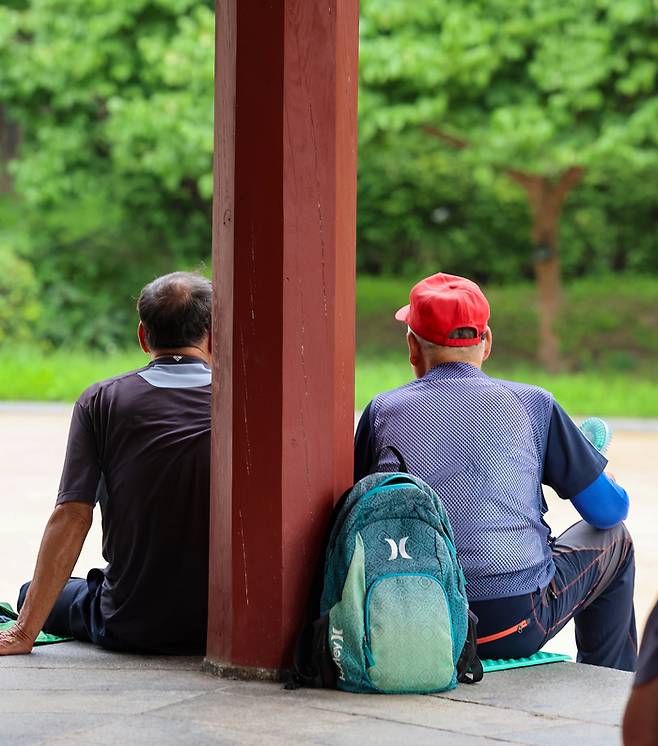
left=148, top=355, right=210, bottom=369
left=423, top=362, right=487, bottom=382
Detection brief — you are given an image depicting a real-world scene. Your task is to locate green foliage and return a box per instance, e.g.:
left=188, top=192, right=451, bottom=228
left=1, top=340, right=656, bottom=418
left=357, top=0, right=658, bottom=277
left=360, top=0, right=658, bottom=172
left=0, top=0, right=214, bottom=349
left=0, top=0, right=657, bottom=351
left=0, top=0, right=214, bottom=205
left=357, top=130, right=533, bottom=278
left=356, top=356, right=658, bottom=417
left=0, top=347, right=145, bottom=401
left=355, top=273, right=658, bottom=415
left=0, top=195, right=40, bottom=344
left=0, top=243, right=40, bottom=345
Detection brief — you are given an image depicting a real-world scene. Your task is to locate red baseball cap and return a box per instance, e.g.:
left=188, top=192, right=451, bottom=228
left=395, top=273, right=490, bottom=347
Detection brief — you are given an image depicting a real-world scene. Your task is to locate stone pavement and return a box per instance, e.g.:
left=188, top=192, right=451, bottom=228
left=0, top=642, right=634, bottom=745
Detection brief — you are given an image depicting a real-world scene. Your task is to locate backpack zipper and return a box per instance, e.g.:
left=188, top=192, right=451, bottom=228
left=363, top=637, right=375, bottom=668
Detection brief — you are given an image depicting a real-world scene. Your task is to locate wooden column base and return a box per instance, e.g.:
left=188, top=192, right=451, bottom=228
left=201, top=659, right=284, bottom=683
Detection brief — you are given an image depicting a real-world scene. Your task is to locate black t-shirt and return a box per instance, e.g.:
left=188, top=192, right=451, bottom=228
left=56, top=355, right=211, bottom=654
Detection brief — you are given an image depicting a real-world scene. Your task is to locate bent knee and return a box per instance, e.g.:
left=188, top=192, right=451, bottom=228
left=609, top=522, right=635, bottom=571
left=17, top=581, right=31, bottom=611
left=612, top=521, right=634, bottom=550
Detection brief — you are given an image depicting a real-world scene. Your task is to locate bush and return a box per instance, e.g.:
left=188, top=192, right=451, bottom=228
left=0, top=243, right=40, bottom=345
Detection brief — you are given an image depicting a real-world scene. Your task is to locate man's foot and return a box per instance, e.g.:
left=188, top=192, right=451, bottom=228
left=0, top=623, right=35, bottom=655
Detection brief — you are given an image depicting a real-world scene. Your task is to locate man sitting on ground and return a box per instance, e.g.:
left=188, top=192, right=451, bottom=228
left=355, top=272, right=636, bottom=671
left=0, top=272, right=212, bottom=655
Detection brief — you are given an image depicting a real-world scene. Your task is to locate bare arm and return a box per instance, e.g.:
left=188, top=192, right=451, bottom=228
left=0, top=501, right=93, bottom=655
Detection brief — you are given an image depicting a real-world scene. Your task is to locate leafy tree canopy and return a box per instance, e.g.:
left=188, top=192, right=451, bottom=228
left=360, top=0, right=658, bottom=176
left=0, top=0, right=214, bottom=348
left=0, top=0, right=214, bottom=209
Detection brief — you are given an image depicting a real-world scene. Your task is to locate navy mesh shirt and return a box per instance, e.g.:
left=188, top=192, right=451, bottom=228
left=354, top=362, right=624, bottom=601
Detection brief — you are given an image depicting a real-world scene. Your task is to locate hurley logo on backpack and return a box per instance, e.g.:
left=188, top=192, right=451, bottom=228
left=289, top=460, right=483, bottom=694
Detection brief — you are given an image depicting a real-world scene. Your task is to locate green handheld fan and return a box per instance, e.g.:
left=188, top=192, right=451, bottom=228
left=579, top=416, right=612, bottom=455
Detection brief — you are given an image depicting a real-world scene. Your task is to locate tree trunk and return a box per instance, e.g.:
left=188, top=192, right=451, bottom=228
left=0, top=106, right=20, bottom=193
left=420, top=126, right=585, bottom=372
left=533, top=235, right=562, bottom=373
left=507, top=167, right=584, bottom=373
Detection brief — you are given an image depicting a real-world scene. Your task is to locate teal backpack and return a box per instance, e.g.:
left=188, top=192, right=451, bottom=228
left=291, top=469, right=482, bottom=694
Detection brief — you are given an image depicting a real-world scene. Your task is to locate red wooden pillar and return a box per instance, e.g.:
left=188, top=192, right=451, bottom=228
left=207, top=0, right=359, bottom=674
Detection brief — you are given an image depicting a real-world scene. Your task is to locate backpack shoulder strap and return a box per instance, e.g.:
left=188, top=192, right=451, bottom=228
left=286, top=613, right=336, bottom=690
left=457, top=610, right=484, bottom=685
left=373, top=445, right=409, bottom=473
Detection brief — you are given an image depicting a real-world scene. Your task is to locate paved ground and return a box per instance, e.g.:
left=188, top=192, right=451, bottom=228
left=0, top=642, right=635, bottom=745
left=0, top=405, right=655, bottom=744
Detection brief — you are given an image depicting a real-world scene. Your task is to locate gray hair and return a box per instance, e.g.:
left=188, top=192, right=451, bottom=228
left=407, top=326, right=486, bottom=364
left=407, top=326, right=484, bottom=350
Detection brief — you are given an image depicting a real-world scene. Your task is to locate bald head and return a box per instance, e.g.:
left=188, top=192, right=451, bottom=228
left=137, top=272, right=212, bottom=350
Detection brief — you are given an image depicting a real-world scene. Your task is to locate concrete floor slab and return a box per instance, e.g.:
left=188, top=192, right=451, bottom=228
left=0, top=689, right=208, bottom=716
left=0, top=712, right=117, bottom=746
left=0, top=666, right=218, bottom=692
left=436, top=661, right=632, bottom=725
left=0, top=643, right=202, bottom=671
left=234, top=680, right=573, bottom=738
left=35, top=714, right=257, bottom=746
left=498, top=721, right=622, bottom=746
left=0, top=643, right=633, bottom=745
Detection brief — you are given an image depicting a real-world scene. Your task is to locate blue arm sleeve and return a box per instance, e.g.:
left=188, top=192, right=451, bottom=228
left=542, top=402, right=630, bottom=528
left=571, top=472, right=629, bottom=529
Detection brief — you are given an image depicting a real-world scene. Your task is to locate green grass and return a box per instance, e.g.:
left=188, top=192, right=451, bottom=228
left=1, top=347, right=657, bottom=418
left=0, top=348, right=146, bottom=401
left=356, top=355, right=658, bottom=417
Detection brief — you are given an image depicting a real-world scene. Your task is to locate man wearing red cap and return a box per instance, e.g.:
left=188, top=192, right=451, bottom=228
left=355, top=272, right=636, bottom=671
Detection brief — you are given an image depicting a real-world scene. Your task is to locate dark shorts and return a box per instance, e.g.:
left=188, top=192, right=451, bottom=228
left=18, top=569, right=107, bottom=645
left=470, top=521, right=637, bottom=672
left=18, top=569, right=205, bottom=655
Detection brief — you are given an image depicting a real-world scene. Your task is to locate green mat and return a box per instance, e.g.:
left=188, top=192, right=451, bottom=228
left=481, top=650, right=572, bottom=673
left=0, top=602, right=73, bottom=645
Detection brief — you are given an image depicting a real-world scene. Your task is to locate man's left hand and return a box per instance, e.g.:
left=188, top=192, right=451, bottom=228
left=0, top=624, right=34, bottom=656
left=1, top=501, right=94, bottom=658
